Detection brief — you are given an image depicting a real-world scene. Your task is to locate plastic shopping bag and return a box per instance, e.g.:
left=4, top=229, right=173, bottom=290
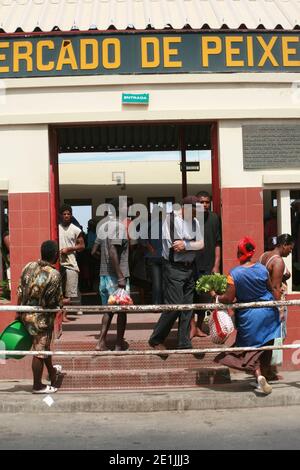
left=271, top=321, right=285, bottom=366
left=208, top=309, right=234, bottom=344
left=271, top=337, right=283, bottom=366
left=108, top=288, right=133, bottom=306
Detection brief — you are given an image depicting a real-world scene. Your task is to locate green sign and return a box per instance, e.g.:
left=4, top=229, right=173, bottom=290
left=0, top=32, right=299, bottom=78
left=122, top=93, right=149, bottom=105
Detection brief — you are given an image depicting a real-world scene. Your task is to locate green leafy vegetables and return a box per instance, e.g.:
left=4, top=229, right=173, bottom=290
left=195, top=274, right=227, bottom=295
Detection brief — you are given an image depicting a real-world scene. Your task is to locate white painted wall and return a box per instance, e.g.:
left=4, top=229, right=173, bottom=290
left=0, top=125, right=49, bottom=193
left=277, top=190, right=293, bottom=291
left=218, top=119, right=300, bottom=189
left=59, top=158, right=212, bottom=211
left=59, top=160, right=211, bottom=185
left=1, top=73, right=299, bottom=125
left=0, top=73, right=299, bottom=194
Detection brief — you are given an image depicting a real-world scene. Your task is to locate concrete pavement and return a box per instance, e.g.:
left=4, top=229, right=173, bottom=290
left=1, top=371, right=300, bottom=413
left=2, top=407, right=300, bottom=449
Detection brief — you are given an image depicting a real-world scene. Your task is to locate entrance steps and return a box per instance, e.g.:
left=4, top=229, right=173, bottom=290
left=54, top=367, right=230, bottom=391
left=53, top=312, right=231, bottom=390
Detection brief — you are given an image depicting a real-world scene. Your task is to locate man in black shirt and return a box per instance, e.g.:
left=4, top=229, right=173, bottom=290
left=191, top=191, right=222, bottom=338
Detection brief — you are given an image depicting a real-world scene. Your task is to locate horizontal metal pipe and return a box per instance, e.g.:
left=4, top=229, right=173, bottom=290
left=1, top=343, right=300, bottom=357
left=0, top=299, right=300, bottom=314
left=64, top=299, right=300, bottom=313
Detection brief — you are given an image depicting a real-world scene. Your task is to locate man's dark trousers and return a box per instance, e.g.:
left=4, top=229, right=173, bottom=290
left=149, top=260, right=194, bottom=349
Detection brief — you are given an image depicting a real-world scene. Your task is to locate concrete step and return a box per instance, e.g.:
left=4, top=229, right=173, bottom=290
left=57, top=366, right=231, bottom=391
left=53, top=337, right=224, bottom=376
left=53, top=352, right=220, bottom=371
left=52, top=335, right=227, bottom=389
left=54, top=336, right=218, bottom=351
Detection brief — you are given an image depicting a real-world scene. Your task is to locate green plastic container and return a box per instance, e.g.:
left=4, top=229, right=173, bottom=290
left=0, top=320, right=33, bottom=360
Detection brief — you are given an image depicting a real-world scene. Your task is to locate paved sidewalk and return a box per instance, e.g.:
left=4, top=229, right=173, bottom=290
left=0, top=371, right=300, bottom=413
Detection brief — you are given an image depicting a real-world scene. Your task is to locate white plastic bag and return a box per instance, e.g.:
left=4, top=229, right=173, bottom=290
left=208, top=309, right=234, bottom=344
left=108, top=288, right=133, bottom=306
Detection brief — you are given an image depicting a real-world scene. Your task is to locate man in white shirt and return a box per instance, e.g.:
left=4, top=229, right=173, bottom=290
left=59, top=205, right=85, bottom=321
left=149, top=196, right=204, bottom=350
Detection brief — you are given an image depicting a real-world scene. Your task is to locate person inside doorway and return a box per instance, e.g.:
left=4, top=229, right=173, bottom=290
left=17, top=240, right=63, bottom=394
left=291, top=200, right=300, bottom=263
left=59, top=204, right=85, bottom=321
left=86, top=218, right=98, bottom=291
left=145, top=210, right=164, bottom=305
left=264, top=207, right=277, bottom=251
left=149, top=196, right=204, bottom=351
left=128, top=211, right=149, bottom=305
left=191, top=191, right=222, bottom=338
left=92, top=198, right=130, bottom=351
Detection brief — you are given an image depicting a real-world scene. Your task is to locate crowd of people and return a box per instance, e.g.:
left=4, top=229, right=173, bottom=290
left=11, top=193, right=294, bottom=395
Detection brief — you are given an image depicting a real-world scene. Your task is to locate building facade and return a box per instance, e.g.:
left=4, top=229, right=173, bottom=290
left=0, top=0, right=300, bottom=370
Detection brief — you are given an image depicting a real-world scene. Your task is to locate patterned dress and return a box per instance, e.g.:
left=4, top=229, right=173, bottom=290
left=17, top=261, right=63, bottom=356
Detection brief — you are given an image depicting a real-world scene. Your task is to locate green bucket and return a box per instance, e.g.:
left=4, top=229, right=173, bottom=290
left=0, top=320, right=33, bottom=360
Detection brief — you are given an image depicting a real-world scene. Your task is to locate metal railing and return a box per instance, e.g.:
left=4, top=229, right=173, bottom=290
left=0, top=298, right=300, bottom=313
left=0, top=300, right=299, bottom=357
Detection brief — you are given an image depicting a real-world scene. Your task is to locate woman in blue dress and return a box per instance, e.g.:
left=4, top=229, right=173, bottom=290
left=212, top=237, right=281, bottom=395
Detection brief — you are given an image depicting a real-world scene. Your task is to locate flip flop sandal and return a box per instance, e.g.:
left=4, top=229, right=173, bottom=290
left=32, top=385, right=57, bottom=394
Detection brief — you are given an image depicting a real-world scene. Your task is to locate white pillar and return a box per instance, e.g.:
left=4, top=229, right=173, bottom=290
left=277, top=189, right=292, bottom=291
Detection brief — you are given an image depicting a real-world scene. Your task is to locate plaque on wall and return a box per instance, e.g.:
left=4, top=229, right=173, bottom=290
left=243, top=125, right=300, bottom=170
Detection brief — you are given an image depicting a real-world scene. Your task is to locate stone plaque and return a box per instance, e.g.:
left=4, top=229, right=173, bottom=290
left=243, top=125, right=300, bottom=170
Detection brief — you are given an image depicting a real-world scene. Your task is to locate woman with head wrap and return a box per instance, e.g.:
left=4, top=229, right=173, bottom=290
left=211, top=237, right=281, bottom=395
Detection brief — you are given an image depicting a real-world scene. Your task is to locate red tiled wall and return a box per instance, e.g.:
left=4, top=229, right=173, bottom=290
left=282, top=296, right=300, bottom=371
left=0, top=193, right=51, bottom=332
left=221, top=187, right=264, bottom=273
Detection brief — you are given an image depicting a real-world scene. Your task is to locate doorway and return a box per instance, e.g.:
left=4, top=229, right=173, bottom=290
left=49, top=121, right=220, bottom=302
left=263, top=188, right=300, bottom=292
